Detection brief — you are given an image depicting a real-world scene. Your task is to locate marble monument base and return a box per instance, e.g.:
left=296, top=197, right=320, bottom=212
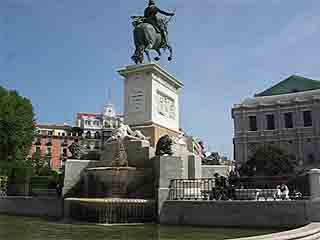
left=131, top=122, right=180, bottom=147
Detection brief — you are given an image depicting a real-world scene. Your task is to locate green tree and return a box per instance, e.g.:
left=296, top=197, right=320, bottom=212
left=0, top=86, right=35, bottom=167
left=29, top=151, right=49, bottom=175
left=239, top=144, right=297, bottom=176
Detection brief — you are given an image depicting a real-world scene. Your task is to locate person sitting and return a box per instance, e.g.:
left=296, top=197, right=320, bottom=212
left=274, top=183, right=290, bottom=200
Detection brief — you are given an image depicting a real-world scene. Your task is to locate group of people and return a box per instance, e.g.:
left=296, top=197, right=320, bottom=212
left=208, top=170, right=303, bottom=201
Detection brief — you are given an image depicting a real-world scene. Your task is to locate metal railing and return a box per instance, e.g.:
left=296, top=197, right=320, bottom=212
left=168, top=175, right=309, bottom=201
left=169, top=179, right=215, bottom=200
left=0, top=176, right=8, bottom=197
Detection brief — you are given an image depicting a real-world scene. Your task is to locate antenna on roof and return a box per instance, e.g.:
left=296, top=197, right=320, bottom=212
left=107, top=88, right=112, bottom=104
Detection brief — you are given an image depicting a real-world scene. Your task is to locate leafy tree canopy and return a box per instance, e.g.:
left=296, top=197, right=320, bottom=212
left=239, top=144, right=297, bottom=176
left=0, top=86, right=35, bottom=167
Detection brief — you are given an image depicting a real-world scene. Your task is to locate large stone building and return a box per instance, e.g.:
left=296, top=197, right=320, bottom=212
left=232, top=75, right=320, bottom=167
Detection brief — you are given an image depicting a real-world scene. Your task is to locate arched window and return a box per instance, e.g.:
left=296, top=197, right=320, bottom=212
left=86, top=131, right=91, bottom=139
left=95, top=132, right=101, bottom=139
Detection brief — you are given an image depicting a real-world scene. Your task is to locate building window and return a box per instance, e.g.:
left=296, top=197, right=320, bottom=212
left=94, top=142, right=100, bottom=149
left=61, top=138, right=68, bottom=146
left=46, top=137, right=52, bottom=146
left=62, top=148, right=68, bottom=157
left=62, top=132, right=65, bottom=137
left=303, top=110, right=312, bottom=127
left=95, top=132, right=101, bottom=139
left=249, top=116, right=257, bottom=131
left=36, top=147, right=41, bottom=153
left=284, top=112, right=293, bottom=129
left=46, top=147, right=52, bottom=156
left=86, top=131, right=91, bottom=139
left=266, top=114, right=275, bottom=130
left=35, top=137, right=41, bottom=145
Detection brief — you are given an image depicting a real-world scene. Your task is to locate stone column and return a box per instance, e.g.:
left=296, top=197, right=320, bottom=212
left=188, top=155, right=202, bottom=179
left=309, top=169, right=320, bottom=200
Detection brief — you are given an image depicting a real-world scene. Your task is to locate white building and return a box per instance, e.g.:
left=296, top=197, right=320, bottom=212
left=75, top=102, right=123, bottom=149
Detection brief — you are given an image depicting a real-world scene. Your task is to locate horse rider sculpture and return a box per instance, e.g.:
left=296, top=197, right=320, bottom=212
left=144, top=0, right=175, bottom=47
left=131, top=0, right=175, bottom=64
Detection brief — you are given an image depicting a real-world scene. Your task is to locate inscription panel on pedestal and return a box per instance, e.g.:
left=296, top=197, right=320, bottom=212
left=129, top=88, right=145, bottom=112
left=156, top=90, right=176, bottom=120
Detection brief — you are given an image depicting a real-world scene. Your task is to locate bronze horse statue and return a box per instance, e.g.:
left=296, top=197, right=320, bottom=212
left=131, top=16, right=173, bottom=64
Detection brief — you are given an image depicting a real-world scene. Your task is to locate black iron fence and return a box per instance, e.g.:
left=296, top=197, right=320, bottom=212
left=169, top=175, right=309, bottom=201
left=1, top=175, right=61, bottom=198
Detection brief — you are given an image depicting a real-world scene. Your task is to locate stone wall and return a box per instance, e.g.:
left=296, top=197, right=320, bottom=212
left=160, top=200, right=311, bottom=228
left=154, top=156, right=183, bottom=216
left=201, top=165, right=232, bottom=178
left=63, top=159, right=98, bottom=197
left=0, top=197, right=63, bottom=219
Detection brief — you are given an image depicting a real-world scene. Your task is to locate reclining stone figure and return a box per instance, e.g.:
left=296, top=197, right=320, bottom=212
left=106, top=123, right=148, bottom=143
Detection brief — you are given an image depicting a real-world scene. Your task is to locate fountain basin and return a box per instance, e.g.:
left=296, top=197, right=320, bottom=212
left=83, top=167, right=153, bottom=199
left=65, top=198, right=156, bottom=224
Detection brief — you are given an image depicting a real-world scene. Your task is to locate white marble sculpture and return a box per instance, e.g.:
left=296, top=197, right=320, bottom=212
left=171, top=132, right=187, bottom=145
left=106, top=123, right=148, bottom=143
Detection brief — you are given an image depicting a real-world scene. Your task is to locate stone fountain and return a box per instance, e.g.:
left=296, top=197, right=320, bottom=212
left=64, top=124, right=156, bottom=224
left=63, top=64, right=201, bottom=224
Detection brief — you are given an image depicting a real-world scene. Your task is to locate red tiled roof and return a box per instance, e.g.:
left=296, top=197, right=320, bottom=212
left=76, top=112, right=102, bottom=118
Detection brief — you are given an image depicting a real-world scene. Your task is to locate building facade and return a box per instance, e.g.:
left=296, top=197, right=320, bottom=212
left=30, top=102, right=123, bottom=171
left=75, top=102, right=124, bottom=149
left=232, top=75, right=320, bottom=168
left=30, top=124, right=80, bottom=170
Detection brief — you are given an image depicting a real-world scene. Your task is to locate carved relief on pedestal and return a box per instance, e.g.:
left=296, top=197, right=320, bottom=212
left=156, top=90, right=176, bottom=120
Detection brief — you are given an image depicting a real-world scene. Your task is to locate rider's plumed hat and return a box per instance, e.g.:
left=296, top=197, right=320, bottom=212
left=148, top=0, right=155, bottom=6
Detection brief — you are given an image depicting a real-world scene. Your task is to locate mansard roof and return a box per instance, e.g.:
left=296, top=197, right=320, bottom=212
left=255, top=75, right=320, bottom=97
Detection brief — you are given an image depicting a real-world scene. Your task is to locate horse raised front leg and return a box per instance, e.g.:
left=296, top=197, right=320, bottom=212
left=131, top=48, right=143, bottom=64
left=144, top=49, right=151, bottom=62
left=167, top=45, right=173, bottom=61
left=154, top=49, right=161, bottom=61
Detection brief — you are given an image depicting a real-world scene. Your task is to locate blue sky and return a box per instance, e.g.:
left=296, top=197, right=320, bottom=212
left=1, top=0, right=320, bottom=158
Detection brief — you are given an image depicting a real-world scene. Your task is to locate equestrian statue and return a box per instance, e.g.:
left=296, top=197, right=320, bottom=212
left=131, top=0, right=175, bottom=64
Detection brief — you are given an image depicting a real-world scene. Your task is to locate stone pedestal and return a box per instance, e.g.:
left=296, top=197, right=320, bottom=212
left=153, top=156, right=183, bottom=217
left=99, top=139, right=155, bottom=168
left=63, top=159, right=98, bottom=197
left=118, top=63, right=183, bottom=145
left=131, top=123, right=180, bottom=147
left=188, top=155, right=202, bottom=179
left=309, top=169, right=320, bottom=200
